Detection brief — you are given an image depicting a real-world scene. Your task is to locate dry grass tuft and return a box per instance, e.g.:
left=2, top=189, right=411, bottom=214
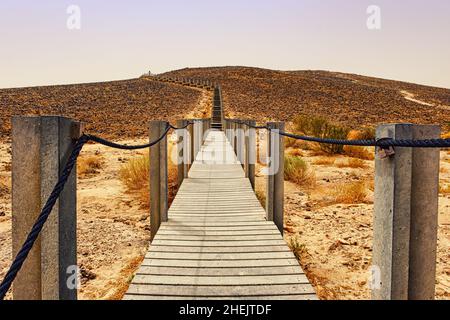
left=78, top=155, right=104, bottom=177
left=343, top=146, right=375, bottom=160
left=335, top=158, right=368, bottom=169
left=331, top=181, right=368, bottom=204
left=347, top=128, right=375, bottom=141
left=313, top=157, right=336, bottom=166
left=343, top=129, right=375, bottom=160
left=119, top=154, right=150, bottom=191
left=119, top=144, right=178, bottom=209
left=284, top=155, right=316, bottom=187
left=289, top=236, right=308, bottom=261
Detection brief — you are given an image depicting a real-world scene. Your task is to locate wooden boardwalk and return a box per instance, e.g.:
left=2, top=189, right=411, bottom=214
left=125, top=130, right=317, bottom=300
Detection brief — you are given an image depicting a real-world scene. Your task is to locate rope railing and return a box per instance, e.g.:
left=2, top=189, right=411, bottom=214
left=0, top=121, right=194, bottom=300
left=225, top=118, right=450, bottom=149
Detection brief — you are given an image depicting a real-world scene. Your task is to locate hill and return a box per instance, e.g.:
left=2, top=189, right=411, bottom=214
left=162, top=66, right=450, bottom=131
left=0, top=78, right=211, bottom=140
left=1, top=67, right=449, bottom=141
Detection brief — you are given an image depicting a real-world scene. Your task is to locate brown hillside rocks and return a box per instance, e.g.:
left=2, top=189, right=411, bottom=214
left=163, top=67, right=450, bottom=130
left=0, top=78, right=205, bottom=140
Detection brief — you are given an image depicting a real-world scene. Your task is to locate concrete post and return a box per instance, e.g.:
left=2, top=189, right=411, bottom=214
left=193, top=120, right=203, bottom=160
left=237, top=121, right=245, bottom=167
left=202, top=120, right=207, bottom=142
left=246, top=120, right=256, bottom=190
left=188, top=120, right=194, bottom=169
left=372, top=124, right=440, bottom=300
left=233, top=122, right=238, bottom=156
left=409, top=125, right=441, bottom=300
left=176, top=120, right=190, bottom=187
left=149, top=121, right=169, bottom=241
left=266, top=122, right=285, bottom=235
left=12, top=116, right=79, bottom=300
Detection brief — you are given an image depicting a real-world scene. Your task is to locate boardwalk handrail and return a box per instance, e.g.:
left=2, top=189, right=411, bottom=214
left=0, top=121, right=195, bottom=300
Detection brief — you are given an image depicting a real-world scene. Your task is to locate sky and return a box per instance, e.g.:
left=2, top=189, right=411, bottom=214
left=0, top=0, right=449, bottom=89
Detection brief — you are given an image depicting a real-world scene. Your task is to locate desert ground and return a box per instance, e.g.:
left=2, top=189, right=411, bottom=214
left=0, top=67, right=449, bottom=299
left=1, top=141, right=449, bottom=300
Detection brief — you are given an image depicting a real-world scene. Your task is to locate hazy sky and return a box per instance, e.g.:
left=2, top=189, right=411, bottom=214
left=0, top=0, right=449, bottom=89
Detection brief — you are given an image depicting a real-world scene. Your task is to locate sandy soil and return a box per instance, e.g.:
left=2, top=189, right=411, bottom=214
left=1, top=143, right=449, bottom=300
left=255, top=150, right=450, bottom=300
left=0, top=139, right=154, bottom=300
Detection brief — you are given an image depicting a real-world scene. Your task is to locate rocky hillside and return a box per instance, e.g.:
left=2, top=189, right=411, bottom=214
left=0, top=78, right=210, bottom=140
left=162, top=67, right=450, bottom=131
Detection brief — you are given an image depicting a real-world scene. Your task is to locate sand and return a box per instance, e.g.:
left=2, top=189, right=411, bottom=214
left=0, top=143, right=449, bottom=300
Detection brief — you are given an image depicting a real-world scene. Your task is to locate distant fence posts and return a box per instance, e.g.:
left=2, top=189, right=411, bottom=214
left=12, top=115, right=79, bottom=300
left=266, top=122, right=285, bottom=235
left=149, top=121, right=169, bottom=241
left=372, top=123, right=441, bottom=300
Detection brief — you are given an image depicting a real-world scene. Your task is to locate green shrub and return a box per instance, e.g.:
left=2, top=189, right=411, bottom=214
left=293, top=115, right=350, bottom=154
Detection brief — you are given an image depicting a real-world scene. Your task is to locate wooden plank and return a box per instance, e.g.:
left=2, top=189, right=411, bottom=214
left=156, top=230, right=281, bottom=236
left=125, top=294, right=318, bottom=300
left=150, top=240, right=287, bottom=247
left=142, top=258, right=300, bottom=268
left=145, top=251, right=295, bottom=260
left=148, top=245, right=290, bottom=253
left=153, top=235, right=282, bottom=241
left=126, top=284, right=316, bottom=297
left=158, top=225, right=278, bottom=231
left=132, top=274, right=310, bottom=286
left=135, top=266, right=302, bottom=276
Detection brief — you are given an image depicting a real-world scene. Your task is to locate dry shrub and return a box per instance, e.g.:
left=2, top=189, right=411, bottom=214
left=335, top=158, right=367, bottom=169
left=284, top=155, right=316, bottom=187
left=120, top=154, right=150, bottom=191
left=332, top=181, right=368, bottom=204
left=313, top=157, right=336, bottom=166
left=440, top=184, right=450, bottom=195
left=289, top=237, right=308, bottom=261
left=285, top=137, right=297, bottom=148
left=343, top=129, right=375, bottom=160
left=119, top=144, right=178, bottom=209
left=78, top=155, right=104, bottom=177
left=348, top=128, right=375, bottom=141
left=293, top=115, right=350, bottom=154
left=343, top=146, right=375, bottom=160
